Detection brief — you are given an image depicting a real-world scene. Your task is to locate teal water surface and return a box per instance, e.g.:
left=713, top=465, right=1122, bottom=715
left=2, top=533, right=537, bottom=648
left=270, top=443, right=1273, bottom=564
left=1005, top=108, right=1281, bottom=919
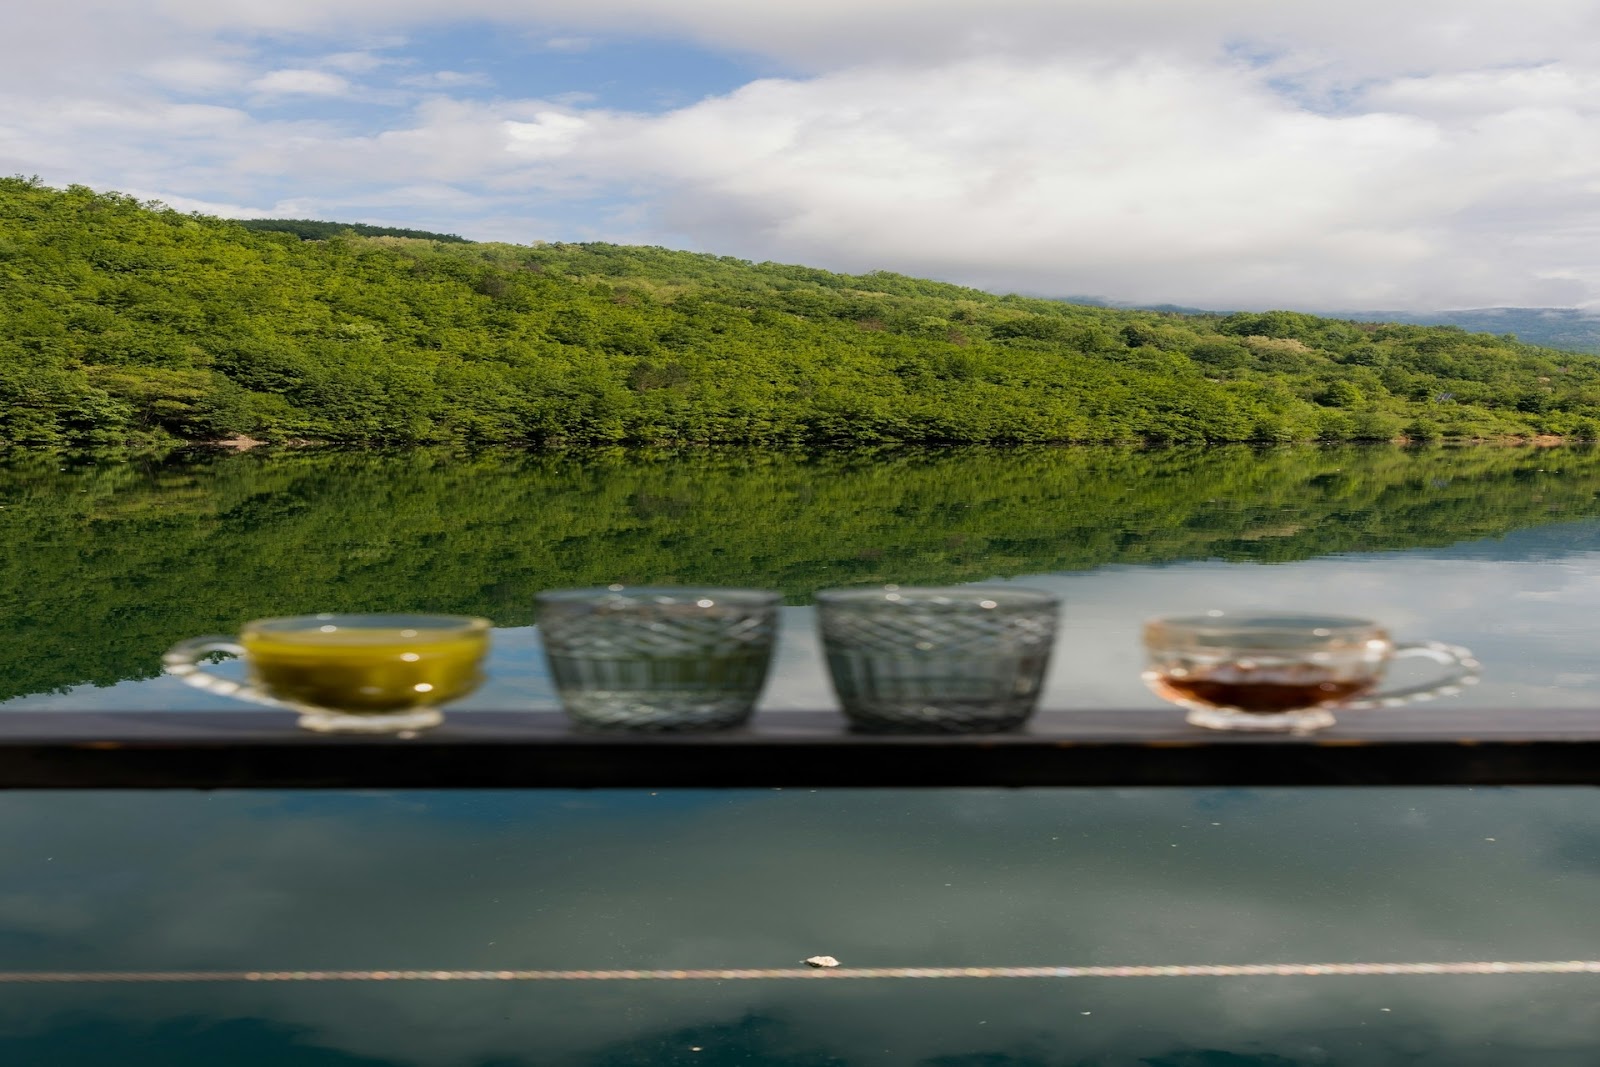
left=2, top=445, right=1600, bottom=1064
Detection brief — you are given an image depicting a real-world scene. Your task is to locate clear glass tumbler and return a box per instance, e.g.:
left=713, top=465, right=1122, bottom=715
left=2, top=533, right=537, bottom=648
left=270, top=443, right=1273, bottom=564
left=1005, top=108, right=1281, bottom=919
left=816, top=585, right=1059, bottom=733
left=536, top=586, right=781, bottom=731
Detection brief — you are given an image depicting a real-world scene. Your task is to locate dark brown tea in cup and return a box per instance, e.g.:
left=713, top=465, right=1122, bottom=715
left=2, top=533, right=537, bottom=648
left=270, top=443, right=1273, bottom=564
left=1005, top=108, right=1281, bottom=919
left=1149, top=669, right=1376, bottom=715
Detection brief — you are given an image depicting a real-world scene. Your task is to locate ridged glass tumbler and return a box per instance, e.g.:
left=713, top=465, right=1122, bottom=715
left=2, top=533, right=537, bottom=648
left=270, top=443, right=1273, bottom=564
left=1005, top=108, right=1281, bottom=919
left=536, top=586, right=780, bottom=730
left=816, top=585, right=1059, bottom=732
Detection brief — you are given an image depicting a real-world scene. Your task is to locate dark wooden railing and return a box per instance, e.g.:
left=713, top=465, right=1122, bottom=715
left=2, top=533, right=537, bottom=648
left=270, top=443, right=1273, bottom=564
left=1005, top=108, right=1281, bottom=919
left=2, top=706, right=1599, bottom=788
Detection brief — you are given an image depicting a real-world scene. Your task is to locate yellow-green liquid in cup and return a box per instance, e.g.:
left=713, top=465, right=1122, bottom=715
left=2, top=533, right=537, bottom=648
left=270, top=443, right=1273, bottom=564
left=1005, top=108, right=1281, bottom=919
left=241, top=628, right=487, bottom=712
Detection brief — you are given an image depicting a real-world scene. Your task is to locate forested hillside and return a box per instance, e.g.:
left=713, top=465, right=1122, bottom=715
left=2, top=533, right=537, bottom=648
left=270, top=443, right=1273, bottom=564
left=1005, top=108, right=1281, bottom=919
left=6, top=176, right=1600, bottom=449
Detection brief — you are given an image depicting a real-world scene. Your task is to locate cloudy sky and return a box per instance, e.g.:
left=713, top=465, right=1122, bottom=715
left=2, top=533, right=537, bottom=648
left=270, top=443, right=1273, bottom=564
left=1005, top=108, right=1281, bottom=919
left=7, top=1, right=1600, bottom=310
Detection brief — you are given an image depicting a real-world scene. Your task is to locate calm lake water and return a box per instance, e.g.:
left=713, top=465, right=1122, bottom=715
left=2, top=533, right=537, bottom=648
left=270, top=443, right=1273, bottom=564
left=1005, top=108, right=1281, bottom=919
left=3, top=444, right=1600, bottom=1065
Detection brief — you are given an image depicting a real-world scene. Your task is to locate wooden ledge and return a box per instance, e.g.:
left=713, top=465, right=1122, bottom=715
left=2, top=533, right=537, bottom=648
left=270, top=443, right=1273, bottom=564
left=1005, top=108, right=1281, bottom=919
left=1, top=708, right=1599, bottom=788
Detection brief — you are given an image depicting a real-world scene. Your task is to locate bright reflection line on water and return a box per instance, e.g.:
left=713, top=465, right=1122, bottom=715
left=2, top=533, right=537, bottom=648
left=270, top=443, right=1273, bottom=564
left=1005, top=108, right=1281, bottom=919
left=3, top=960, right=1599, bottom=983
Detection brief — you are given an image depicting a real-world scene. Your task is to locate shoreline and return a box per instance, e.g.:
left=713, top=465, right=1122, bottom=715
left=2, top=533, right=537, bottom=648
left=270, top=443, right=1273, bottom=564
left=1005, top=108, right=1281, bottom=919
left=191, top=434, right=1584, bottom=451
left=5, top=434, right=1593, bottom=458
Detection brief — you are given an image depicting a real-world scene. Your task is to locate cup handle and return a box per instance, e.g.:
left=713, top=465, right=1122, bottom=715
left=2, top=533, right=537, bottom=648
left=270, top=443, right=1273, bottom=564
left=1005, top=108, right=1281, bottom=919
left=1340, top=641, right=1481, bottom=710
left=162, top=636, right=295, bottom=710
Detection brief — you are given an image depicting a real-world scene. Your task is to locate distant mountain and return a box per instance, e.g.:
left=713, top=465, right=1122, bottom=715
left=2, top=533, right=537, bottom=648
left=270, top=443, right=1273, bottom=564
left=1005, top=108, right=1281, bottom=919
left=1337, top=308, right=1600, bottom=355
left=236, top=218, right=470, bottom=243
left=1066, top=296, right=1600, bottom=356
left=1062, top=296, right=1218, bottom=317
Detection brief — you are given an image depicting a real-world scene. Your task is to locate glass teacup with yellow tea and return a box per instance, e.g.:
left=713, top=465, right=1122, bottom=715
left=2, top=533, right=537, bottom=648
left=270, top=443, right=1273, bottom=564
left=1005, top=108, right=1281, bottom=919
left=164, top=613, right=489, bottom=732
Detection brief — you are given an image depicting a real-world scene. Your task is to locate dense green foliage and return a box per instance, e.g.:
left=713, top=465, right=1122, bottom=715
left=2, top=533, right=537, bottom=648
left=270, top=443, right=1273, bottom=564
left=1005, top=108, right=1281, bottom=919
left=3, top=443, right=1598, bottom=701
left=8, top=177, right=1600, bottom=447
left=235, top=218, right=470, bottom=243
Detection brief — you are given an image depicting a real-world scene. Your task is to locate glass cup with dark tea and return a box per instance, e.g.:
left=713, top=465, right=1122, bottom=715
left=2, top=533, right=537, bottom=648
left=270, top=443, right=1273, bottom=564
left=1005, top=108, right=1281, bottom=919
left=164, top=613, right=490, bottom=733
left=1143, top=612, right=1479, bottom=733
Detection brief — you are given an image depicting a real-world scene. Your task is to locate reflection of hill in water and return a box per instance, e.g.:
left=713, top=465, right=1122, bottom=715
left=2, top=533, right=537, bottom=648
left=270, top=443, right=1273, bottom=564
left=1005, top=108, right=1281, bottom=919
left=5, top=444, right=1600, bottom=701
left=0, top=1016, right=399, bottom=1067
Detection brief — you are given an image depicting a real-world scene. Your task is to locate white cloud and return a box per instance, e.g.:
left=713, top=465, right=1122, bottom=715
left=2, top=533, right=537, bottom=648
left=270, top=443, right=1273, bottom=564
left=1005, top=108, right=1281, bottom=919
left=542, top=35, right=592, bottom=52
left=504, top=109, right=588, bottom=158
left=397, top=69, right=492, bottom=88
left=588, top=59, right=1600, bottom=308
left=8, top=1, right=1600, bottom=308
left=121, top=0, right=1600, bottom=74
left=249, top=68, right=352, bottom=95
left=140, top=57, right=253, bottom=93
left=316, top=49, right=391, bottom=73
left=245, top=55, right=1588, bottom=308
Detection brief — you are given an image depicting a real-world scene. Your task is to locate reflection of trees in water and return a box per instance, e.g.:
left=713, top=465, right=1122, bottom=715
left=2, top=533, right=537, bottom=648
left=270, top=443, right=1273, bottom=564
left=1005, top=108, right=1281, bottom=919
left=4, top=444, right=1600, bottom=701
left=0, top=1014, right=400, bottom=1067
left=0, top=1009, right=1329, bottom=1066
left=584, top=1013, right=840, bottom=1067
left=1132, top=1053, right=1309, bottom=1067
left=580, top=1013, right=1389, bottom=1067
left=928, top=1054, right=1307, bottom=1067
left=574, top=1014, right=1324, bottom=1067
